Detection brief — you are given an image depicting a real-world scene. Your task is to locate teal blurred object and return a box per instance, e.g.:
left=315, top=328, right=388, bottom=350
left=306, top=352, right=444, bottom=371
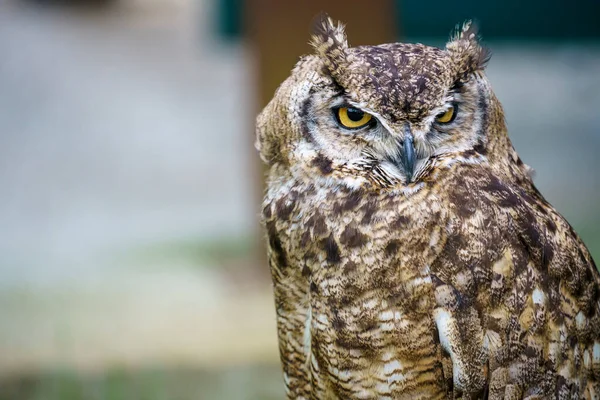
left=215, top=0, right=244, bottom=41
left=214, top=0, right=600, bottom=41
left=397, top=0, right=600, bottom=40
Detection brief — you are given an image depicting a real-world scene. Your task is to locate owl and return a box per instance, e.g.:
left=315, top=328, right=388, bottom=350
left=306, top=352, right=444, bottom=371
left=256, top=16, right=600, bottom=400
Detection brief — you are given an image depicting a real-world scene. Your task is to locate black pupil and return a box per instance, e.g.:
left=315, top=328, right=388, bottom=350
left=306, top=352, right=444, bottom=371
left=346, top=108, right=364, bottom=122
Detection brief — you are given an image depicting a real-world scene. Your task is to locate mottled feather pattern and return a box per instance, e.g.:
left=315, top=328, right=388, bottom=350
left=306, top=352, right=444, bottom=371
left=257, top=16, right=600, bottom=400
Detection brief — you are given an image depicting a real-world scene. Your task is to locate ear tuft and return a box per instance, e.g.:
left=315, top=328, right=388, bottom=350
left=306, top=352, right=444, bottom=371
left=309, top=13, right=349, bottom=77
left=446, top=20, right=491, bottom=78
left=310, top=13, right=348, bottom=53
left=452, top=20, right=479, bottom=42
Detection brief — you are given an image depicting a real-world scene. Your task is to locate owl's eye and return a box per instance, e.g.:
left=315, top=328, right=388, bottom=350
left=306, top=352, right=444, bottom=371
left=336, top=107, right=373, bottom=129
left=435, top=104, right=458, bottom=124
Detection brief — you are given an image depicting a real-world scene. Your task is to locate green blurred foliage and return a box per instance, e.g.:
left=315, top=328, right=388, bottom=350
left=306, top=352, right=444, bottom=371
left=0, top=365, right=284, bottom=400
left=122, top=235, right=254, bottom=269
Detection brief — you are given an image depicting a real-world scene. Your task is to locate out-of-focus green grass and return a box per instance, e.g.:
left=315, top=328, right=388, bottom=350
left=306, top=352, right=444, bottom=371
left=0, top=364, right=284, bottom=400
left=118, top=235, right=256, bottom=270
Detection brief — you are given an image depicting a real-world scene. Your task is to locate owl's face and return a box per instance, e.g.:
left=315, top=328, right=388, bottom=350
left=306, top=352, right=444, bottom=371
left=256, top=18, right=495, bottom=190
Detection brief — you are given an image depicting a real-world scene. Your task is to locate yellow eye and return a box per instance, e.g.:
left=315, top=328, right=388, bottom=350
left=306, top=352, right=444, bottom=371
left=337, top=107, right=373, bottom=129
left=436, top=105, right=457, bottom=124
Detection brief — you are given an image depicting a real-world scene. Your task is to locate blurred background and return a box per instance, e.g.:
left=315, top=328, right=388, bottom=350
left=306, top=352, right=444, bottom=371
left=0, top=0, right=599, bottom=398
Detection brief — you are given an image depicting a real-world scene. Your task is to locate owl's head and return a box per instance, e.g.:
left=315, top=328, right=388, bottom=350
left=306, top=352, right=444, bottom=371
left=256, top=16, right=506, bottom=191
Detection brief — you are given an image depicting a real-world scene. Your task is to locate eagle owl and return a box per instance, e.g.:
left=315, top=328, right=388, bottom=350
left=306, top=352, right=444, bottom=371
left=256, top=16, right=600, bottom=399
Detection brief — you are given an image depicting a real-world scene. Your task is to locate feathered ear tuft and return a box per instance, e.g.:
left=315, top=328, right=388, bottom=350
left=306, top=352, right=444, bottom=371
left=309, top=14, right=349, bottom=77
left=446, top=20, right=491, bottom=79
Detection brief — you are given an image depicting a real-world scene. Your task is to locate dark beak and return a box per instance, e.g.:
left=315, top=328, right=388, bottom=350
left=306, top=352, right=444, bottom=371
left=401, top=125, right=415, bottom=183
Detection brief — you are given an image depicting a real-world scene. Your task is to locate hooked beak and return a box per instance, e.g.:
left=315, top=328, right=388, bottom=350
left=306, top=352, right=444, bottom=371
left=401, top=125, right=415, bottom=183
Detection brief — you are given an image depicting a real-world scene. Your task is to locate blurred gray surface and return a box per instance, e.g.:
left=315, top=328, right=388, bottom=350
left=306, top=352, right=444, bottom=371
left=0, top=2, right=256, bottom=285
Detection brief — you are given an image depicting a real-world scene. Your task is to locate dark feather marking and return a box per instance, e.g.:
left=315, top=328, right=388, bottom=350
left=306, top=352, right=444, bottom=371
left=301, top=265, right=311, bottom=277
left=391, top=215, right=410, bottom=229
left=343, top=260, right=357, bottom=274
left=322, top=234, right=341, bottom=264
left=262, top=204, right=272, bottom=219
left=333, top=190, right=363, bottom=216
left=312, top=153, right=333, bottom=175
left=331, top=313, right=346, bottom=330
left=299, top=96, right=314, bottom=143
left=450, top=79, right=465, bottom=92
left=276, top=197, right=295, bottom=221
left=541, top=227, right=554, bottom=272
left=306, top=212, right=328, bottom=236
left=484, top=175, right=520, bottom=208
left=473, top=141, right=487, bottom=156
left=266, top=220, right=288, bottom=270
left=343, top=190, right=363, bottom=210
left=545, top=219, right=557, bottom=234
left=360, top=200, right=378, bottom=224
left=340, top=225, right=367, bottom=248
left=384, top=240, right=400, bottom=256
left=484, top=174, right=510, bottom=196
left=450, top=186, right=476, bottom=218
left=300, top=230, right=311, bottom=247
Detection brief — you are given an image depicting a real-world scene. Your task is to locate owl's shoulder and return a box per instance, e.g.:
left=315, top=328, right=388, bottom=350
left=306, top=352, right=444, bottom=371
left=433, top=161, right=598, bottom=316
left=438, top=162, right=593, bottom=262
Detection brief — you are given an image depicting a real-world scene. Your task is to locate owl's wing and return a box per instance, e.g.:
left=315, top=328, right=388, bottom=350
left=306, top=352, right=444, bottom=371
left=431, top=165, right=600, bottom=399
left=262, top=203, right=313, bottom=399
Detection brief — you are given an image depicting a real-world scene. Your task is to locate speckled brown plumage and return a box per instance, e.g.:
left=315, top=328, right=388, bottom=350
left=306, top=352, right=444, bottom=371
left=256, top=16, right=600, bottom=399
